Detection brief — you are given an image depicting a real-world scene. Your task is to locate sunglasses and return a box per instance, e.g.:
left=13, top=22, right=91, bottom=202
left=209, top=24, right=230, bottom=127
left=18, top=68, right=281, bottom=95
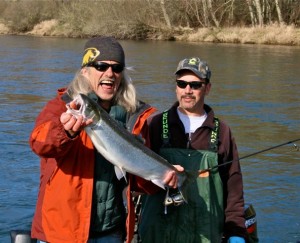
left=176, top=80, right=206, bottom=90
left=88, top=62, right=124, bottom=73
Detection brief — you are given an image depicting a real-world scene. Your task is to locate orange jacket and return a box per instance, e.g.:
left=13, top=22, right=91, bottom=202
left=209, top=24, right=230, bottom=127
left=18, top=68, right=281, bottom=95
left=29, top=88, right=158, bottom=243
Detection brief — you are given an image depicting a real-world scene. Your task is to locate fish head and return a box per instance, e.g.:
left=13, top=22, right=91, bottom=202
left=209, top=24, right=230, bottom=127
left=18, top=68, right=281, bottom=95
left=66, top=93, right=101, bottom=125
left=79, top=93, right=101, bottom=125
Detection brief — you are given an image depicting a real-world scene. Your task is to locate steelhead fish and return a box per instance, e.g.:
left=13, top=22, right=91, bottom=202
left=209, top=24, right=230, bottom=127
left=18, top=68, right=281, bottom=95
left=66, top=93, right=196, bottom=196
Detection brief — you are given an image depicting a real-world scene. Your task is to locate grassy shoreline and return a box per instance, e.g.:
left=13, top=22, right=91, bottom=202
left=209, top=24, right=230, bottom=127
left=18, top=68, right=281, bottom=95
left=1, top=20, right=300, bottom=46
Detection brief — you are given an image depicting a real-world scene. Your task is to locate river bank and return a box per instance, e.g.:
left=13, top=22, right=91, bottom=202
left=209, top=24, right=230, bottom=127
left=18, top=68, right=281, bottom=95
left=1, top=20, right=300, bottom=46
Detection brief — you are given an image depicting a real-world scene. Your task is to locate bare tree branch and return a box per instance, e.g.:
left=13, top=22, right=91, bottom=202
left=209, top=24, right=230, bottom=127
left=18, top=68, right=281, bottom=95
left=160, top=0, right=172, bottom=29
left=274, top=0, right=284, bottom=25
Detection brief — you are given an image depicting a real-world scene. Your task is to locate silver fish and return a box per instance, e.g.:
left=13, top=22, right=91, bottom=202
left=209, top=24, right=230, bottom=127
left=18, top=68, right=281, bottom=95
left=66, top=93, right=193, bottom=192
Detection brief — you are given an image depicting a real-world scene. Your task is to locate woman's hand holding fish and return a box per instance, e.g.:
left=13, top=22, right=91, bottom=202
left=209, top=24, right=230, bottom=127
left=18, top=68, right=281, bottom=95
left=163, top=165, right=184, bottom=188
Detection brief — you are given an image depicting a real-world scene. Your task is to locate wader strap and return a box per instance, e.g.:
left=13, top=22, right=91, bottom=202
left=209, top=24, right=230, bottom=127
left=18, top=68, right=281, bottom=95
left=161, top=111, right=220, bottom=152
left=161, top=110, right=171, bottom=147
left=209, top=117, right=219, bottom=152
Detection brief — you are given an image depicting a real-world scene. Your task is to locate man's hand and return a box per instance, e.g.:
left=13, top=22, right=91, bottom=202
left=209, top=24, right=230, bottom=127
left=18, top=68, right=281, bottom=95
left=60, top=112, right=85, bottom=137
left=61, top=100, right=93, bottom=137
left=163, top=165, right=184, bottom=188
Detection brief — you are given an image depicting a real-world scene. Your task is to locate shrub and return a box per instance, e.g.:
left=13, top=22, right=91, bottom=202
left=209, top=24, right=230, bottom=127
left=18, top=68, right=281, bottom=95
left=2, top=0, right=58, bottom=32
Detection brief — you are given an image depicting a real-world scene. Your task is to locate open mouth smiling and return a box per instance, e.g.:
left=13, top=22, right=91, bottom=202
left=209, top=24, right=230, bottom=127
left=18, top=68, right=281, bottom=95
left=99, top=80, right=114, bottom=87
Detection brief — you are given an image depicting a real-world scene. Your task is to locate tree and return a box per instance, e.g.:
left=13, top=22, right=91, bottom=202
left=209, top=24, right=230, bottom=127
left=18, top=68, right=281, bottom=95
left=245, top=0, right=256, bottom=26
left=253, top=0, right=263, bottom=26
left=207, top=0, right=220, bottom=27
left=160, top=0, right=172, bottom=29
left=201, top=0, right=210, bottom=27
left=274, top=0, right=283, bottom=25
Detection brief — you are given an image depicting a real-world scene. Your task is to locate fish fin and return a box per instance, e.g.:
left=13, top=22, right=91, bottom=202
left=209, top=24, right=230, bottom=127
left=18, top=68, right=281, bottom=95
left=114, top=166, right=127, bottom=182
left=151, top=179, right=166, bottom=190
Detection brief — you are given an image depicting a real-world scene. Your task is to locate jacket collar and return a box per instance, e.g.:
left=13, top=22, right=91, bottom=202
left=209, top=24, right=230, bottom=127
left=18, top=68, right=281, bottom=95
left=169, top=101, right=215, bottom=130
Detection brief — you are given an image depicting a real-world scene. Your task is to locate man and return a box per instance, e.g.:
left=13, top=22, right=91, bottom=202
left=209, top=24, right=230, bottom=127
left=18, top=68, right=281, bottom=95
left=29, top=36, right=178, bottom=243
left=139, top=57, right=248, bottom=242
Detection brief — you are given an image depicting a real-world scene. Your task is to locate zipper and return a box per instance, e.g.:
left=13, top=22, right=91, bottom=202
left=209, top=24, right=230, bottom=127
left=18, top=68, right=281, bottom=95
left=187, top=132, right=192, bottom=148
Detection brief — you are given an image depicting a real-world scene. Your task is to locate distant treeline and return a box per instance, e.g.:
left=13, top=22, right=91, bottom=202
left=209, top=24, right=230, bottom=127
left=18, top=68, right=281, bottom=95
left=0, top=0, right=299, bottom=39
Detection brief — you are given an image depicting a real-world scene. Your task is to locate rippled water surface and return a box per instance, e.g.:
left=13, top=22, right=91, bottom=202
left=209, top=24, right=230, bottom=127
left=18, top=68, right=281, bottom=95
left=0, top=36, right=299, bottom=242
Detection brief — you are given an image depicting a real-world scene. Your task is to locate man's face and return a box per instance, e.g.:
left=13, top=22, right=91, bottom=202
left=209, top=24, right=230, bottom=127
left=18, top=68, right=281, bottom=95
left=175, top=70, right=211, bottom=115
left=82, top=60, right=123, bottom=102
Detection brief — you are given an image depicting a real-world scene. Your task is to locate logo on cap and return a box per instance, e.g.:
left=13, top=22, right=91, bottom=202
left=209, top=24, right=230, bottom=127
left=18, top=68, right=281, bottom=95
left=82, top=48, right=100, bottom=67
left=188, top=58, right=198, bottom=66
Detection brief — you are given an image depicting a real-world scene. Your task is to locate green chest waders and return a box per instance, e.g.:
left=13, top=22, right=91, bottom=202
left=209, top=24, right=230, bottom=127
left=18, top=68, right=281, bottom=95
left=139, top=113, right=224, bottom=243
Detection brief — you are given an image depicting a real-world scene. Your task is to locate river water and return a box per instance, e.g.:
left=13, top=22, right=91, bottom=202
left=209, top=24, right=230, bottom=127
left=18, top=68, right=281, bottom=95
left=0, top=35, right=299, bottom=242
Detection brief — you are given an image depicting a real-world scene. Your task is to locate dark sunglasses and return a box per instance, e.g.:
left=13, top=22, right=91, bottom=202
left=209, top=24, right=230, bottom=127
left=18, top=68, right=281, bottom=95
left=88, top=62, right=124, bottom=73
left=176, top=80, right=206, bottom=90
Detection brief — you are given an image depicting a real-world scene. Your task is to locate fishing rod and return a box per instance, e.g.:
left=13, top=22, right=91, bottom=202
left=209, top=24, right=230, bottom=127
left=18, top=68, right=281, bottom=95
left=0, top=142, right=28, bottom=146
left=199, top=138, right=300, bottom=174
